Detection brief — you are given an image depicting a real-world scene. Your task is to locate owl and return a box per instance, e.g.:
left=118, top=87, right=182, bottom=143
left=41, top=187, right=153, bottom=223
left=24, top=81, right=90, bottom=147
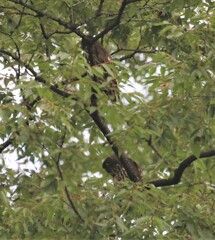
left=102, top=155, right=141, bottom=182
left=83, top=41, right=119, bottom=101
left=91, top=42, right=112, bottom=65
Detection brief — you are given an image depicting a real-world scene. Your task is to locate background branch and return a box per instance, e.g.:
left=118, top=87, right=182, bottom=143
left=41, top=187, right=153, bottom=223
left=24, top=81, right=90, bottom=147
left=9, top=0, right=87, bottom=39
left=40, top=134, right=84, bottom=222
left=94, top=0, right=140, bottom=41
left=0, top=49, right=75, bottom=98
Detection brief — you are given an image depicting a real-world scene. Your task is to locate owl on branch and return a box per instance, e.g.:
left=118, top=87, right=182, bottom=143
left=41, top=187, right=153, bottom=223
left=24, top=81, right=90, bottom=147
left=83, top=41, right=119, bottom=102
left=102, top=155, right=142, bottom=182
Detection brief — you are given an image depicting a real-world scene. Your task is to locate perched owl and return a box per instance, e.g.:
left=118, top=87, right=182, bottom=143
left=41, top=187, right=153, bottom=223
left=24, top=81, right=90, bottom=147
left=91, top=42, right=112, bottom=65
left=83, top=41, right=119, bottom=101
left=102, top=155, right=141, bottom=182
left=92, top=42, right=119, bottom=102
left=102, top=156, right=128, bottom=181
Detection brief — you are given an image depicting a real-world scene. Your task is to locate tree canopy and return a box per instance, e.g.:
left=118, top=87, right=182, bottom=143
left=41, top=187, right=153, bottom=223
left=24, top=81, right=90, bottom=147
left=0, top=0, right=215, bottom=239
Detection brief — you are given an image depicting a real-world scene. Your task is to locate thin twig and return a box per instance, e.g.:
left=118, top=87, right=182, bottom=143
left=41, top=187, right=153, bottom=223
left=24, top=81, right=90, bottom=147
left=55, top=131, right=84, bottom=221
left=40, top=136, right=84, bottom=222
left=64, top=186, right=84, bottom=222
left=0, top=49, right=74, bottom=98
left=146, top=136, right=162, bottom=159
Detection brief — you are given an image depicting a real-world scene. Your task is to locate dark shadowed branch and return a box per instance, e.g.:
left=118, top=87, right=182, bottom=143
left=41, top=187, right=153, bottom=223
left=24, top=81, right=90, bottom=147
left=0, top=138, right=13, bottom=153
left=149, top=150, right=215, bottom=187
left=94, top=0, right=150, bottom=42
left=96, top=0, right=105, bottom=17
left=39, top=133, right=84, bottom=222
left=64, top=186, right=84, bottom=222
left=89, top=110, right=119, bottom=157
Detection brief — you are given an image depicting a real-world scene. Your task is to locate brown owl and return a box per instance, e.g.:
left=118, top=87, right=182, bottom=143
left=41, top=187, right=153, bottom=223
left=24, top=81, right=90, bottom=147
left=84, top=41, right=119, bottom=101
left=91, top=42, right=112, bottom=65
left=102, top=155, right=141, bottom=182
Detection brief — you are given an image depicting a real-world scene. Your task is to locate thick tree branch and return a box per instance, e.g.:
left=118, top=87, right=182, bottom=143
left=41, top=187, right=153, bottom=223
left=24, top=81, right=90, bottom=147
left=96, top=0, right=105, bottom=17
left=149, top=150, right=215, bottom=187
left=93, top=0, right=150, bottom=42
left=88, top=94, right=141, bottom=181
left=89, top=110, right=119, bottom=157
left=89, top=107, right=142, bottom=182
left=82, top=40, right=143, bottom=181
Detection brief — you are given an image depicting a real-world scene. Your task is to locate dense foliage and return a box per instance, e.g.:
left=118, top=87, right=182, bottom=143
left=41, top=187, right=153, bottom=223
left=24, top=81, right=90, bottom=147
left=0, top=0, right=215, bottom=239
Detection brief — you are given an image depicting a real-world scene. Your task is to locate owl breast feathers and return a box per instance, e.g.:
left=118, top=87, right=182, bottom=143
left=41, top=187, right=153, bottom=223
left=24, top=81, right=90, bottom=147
left=102, top=155, right=141, bottom=182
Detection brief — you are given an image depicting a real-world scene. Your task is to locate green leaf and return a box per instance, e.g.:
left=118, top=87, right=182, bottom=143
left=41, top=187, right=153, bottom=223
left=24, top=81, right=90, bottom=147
left=115, top=216, right=128, bottom=232
left=101, top=64, right=115, bottom=78
left=190, top=143, right=201, bottom=158
left=0, top=190, right=9, bottom=206
left=37, top=87, right=54, bottom=101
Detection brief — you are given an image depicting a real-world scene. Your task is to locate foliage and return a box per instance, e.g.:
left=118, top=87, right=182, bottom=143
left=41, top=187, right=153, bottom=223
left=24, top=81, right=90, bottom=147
left=0, top=0, right=215, bottom=239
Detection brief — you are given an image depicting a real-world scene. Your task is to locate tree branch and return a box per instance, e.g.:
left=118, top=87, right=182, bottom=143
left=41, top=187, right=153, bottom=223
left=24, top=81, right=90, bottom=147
left=9, top=0, right=87, bottom=40
left=146, top=137, right=162, bottom=159
left=64, top=186, right=84, bottom=222
left=0, top=95, right=41, bottom=154
left=0, top=49, right=74, bottom=98
left=40, top=134, right=84, bottom=222
left=96, top=0, right=105, bottom=17
left=119, top=49, right=156, bottom=61
left=93, top=0, right=131, bottom=41
left=94, top=0, right=150, bottom=42
left=149, top=150, right=215, bottom=187
left=0, top=138, right=13, bottom=153
left=54, top=133, right=84, bottom=222
left=89, top=110, right=119, bottom=157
